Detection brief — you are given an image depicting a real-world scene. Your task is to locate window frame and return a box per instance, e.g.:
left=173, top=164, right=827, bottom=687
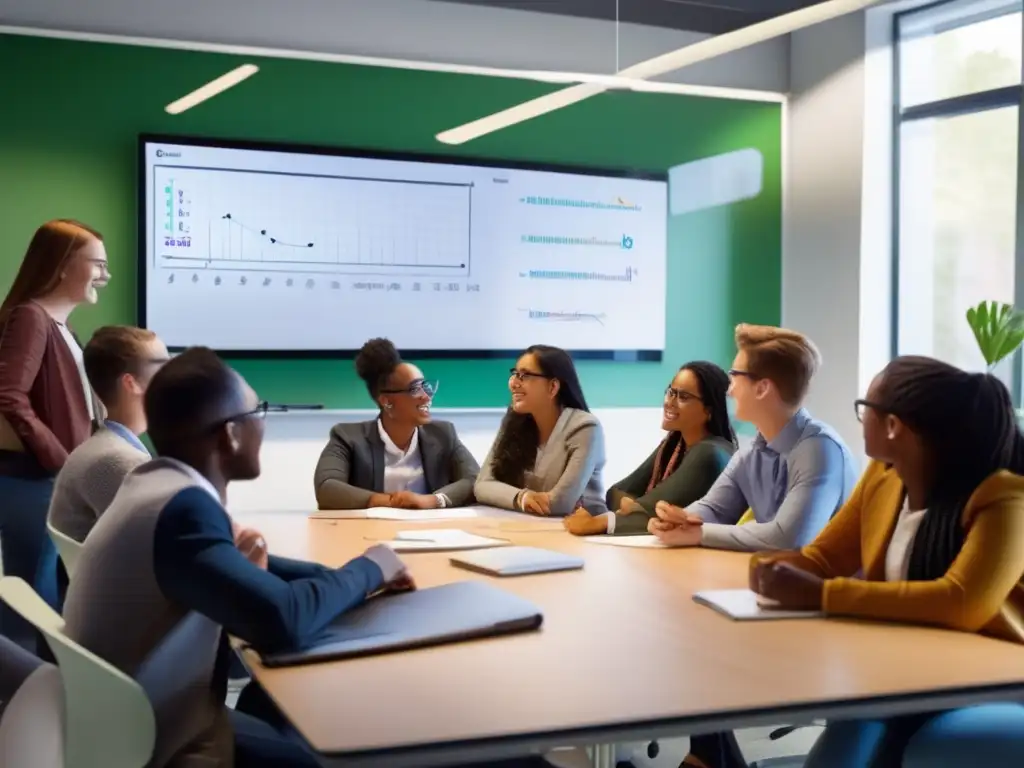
left=890, top=0, right=1024, bottom=400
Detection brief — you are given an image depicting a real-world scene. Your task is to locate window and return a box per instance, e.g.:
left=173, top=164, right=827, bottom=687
left=894, top=0, right=1023, bottom=379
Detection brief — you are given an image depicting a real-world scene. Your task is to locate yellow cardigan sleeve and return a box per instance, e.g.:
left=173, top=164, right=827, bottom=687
left=823, top=491, right=1024, bottom=632
left=750, top=463, right=873, bottom=580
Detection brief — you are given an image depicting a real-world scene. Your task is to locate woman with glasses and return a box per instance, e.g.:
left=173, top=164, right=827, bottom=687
left=749, top=356, right=1024, bottom=768
left=474, top=344, right=606, bottom=517
left=0, top=220, right=110, bottom=648
left=314, top=337, right=480, bottom=510
left=563, top=361, right=737, bottom=536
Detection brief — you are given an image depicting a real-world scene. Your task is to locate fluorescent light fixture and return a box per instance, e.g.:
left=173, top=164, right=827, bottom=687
left=165, top=63, right=259, bottom=114
left=435, top=0, right=885, bottom=145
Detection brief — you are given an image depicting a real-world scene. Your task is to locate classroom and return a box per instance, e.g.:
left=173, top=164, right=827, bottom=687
left=1, top=1, right=1024, bottom=766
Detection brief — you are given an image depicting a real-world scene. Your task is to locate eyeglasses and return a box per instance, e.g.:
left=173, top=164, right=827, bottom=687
left=853, top=398, right=886, bottom=423
left=509, top=368, right=552, bottom=383
left=86, top=258, right=111, bottom=274
left=728, top=369, right=756, bottom=379
left=380, top=380, right=438, bottom=398
left=230, top=400, right=271, bottom=422
left=665, top=386, right=702, bottom=403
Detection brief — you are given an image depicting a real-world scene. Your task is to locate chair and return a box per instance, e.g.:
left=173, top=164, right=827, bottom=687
left=47, top=522, right=83, bottom=579
left=0, top=576, right=156, bottom=768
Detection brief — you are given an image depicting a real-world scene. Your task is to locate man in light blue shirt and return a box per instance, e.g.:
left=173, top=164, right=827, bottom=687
left=651, top=323, right=858, bottom=551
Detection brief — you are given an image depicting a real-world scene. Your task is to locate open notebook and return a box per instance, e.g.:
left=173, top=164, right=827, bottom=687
left=693, top=589, right=824, bottom=621
left=383, top=529, right=510, bottom=553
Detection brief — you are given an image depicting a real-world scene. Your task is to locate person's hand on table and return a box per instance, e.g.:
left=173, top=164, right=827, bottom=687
left=233, top=524, right=269, bottom=569
left=648, top=502, right=704, bottom=547
left=563, top=507, right=608, bottom=536
left=362, top=545, right=418, bottom=595
left=751, top=560, right=824, bottom=611
left=618, top=497, right=643, bottom=515
left=519, top=490, right=552, bottom=516
left=389, top=491, right=438, bottom=510
left=368, top=492, right=394, bottom=508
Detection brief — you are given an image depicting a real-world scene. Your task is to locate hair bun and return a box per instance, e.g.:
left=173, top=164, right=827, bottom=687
left=354, top=337, right=401, bottom=384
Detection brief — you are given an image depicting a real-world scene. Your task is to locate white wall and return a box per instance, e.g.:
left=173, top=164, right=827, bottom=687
left=0, top=0, right=789, bottom=92
left=782, top=8, right=896, bottom=456
left=228, top=407, right=671, bottom=513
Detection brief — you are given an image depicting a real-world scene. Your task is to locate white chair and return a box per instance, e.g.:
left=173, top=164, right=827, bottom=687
left=47, top=522, right=83, bottom=579
left=0, top=576, right=156, bottom=768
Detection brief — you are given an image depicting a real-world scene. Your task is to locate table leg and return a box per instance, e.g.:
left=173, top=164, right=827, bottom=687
left=589, top=744, right=616, bottom=768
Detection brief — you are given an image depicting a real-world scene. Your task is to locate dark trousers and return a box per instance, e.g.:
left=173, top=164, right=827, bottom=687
left=0, top=475, right=58, bottom=653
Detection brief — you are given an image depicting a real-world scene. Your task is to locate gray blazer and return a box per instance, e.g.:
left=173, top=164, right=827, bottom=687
left=314, top=420, right=480, bottom=509
left=474, top=407, right=607, bottom=517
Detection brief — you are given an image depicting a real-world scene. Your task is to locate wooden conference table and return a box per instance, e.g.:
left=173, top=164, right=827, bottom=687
left=236, top=506, right=1024, bottom=767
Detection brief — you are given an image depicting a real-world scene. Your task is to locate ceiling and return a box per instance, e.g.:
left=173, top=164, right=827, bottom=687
left=429, top=0, right=831, bottom=34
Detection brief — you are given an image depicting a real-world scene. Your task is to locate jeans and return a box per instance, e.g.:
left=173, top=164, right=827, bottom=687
left=902, top=704, right=1024, bottom=767
left=0, top=475, right=57, bottom=652
left=805, top=705, right=1024, bottom=768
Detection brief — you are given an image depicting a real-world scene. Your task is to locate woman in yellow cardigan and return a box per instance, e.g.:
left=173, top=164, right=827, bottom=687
left=751, top=356, right=1024, bottom=767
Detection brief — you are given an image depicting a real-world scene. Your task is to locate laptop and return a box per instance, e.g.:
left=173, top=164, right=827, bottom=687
left=449, top=546, right=585, bottom=577
left=256, top=581, right=543, bottom=667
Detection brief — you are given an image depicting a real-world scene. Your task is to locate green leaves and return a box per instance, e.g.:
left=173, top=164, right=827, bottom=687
left=966, top=301, right=1024, bottom=369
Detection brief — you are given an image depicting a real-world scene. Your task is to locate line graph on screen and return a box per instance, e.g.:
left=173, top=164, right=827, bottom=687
left=156, top=166, right=472, bottom=278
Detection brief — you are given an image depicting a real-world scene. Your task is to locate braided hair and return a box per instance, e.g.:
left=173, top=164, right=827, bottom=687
left=354, top=338, right=402, bottom=401
left=875, top=356, right=1024, bottom=581
left=490, top=345, right=589, bottom=486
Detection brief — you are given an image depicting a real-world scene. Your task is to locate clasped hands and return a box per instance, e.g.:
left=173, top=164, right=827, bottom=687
left=749, top=557, right=824, bottom=611
left=368, top=491, right=439, bottom=510
left=646, top=501, right=704, bottom=547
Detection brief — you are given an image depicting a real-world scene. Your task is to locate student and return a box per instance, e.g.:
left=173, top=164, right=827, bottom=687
left=474, top=344, right=606, bottom=517
left=61, top=347, right=415, bottom=768
left=649, top=326, right=857, bottom=768
left=0, top=219, right=109, bottom=643
left=750, top=356, right=1024, bottom=768
left=650, top=324, right=858, bottom=551
left=314, top=337, right=479, bottom=510
left=563, top=361, right=737, bottom=536
left=48, top=326, right=170, bottom=543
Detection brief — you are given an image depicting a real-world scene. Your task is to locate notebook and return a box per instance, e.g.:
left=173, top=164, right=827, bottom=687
left=257, top=581, right=543, bottom=667
left=450, top=546, right=584, bottom=576
left=383, top=529, right=510, bottom=552
left=692, top=589, right=824, bottom=621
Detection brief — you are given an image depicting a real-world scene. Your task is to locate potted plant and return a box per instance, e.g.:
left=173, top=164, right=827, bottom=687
left=966, top=300, right=1024, bottom=423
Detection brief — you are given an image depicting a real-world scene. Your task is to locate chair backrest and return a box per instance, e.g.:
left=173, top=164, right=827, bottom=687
left=47, top=523, right=83, bottom=579
left=0, top=577, right=156, bottom=768
left=0, top=662, right=65, bottom=768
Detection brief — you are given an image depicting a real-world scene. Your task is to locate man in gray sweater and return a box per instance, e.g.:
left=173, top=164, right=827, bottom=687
left=47, top=326, right=170, bottom=543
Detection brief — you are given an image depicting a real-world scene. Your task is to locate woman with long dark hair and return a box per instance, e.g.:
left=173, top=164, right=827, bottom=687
left=749, top=356, right=1024, bottom=768
left=564, top=361, right=737, bottom=536
left=474, top=344, right=606, bottom=517
left=0, top=220, right=109, bottom=647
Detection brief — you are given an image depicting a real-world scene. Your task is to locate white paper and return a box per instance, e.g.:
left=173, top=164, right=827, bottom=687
left=366, top=508, right=479, bottom=521
left=384, top=529, right=508, bottom=552
left=583, top=535, right=669, bottom=548
left=693, top=589, right=823, bottom=621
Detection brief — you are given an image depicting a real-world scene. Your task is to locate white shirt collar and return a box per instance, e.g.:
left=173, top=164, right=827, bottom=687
left=158, top=456, right=224, bottom=505
left=377, top=419, right=419, bottom=458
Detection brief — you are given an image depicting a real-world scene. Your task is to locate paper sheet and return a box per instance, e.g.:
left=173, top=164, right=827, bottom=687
left=692, top=589, right=824, bottom=621
left=384, top=529, right=508, bottom=552
left=309, top=507, right=479, bottom=521
left=583, top=535, right=670, bottom=548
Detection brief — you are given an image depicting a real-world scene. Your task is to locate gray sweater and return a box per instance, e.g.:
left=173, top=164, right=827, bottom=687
left=47, top=427, right=149, bottom=542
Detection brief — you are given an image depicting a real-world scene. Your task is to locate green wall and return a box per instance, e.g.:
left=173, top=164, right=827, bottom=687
left=0, top=33, right=782, bottom=410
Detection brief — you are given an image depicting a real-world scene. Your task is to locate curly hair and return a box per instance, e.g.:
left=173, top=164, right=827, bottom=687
left=354, top=338, right=402, bottom=400
left=490, top=345, right=589, bottom=486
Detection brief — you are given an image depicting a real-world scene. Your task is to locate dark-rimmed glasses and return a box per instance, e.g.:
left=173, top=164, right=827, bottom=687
left=380, top=380, right=438, bottom=398
left=510, top=368, right=551, bottom=383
